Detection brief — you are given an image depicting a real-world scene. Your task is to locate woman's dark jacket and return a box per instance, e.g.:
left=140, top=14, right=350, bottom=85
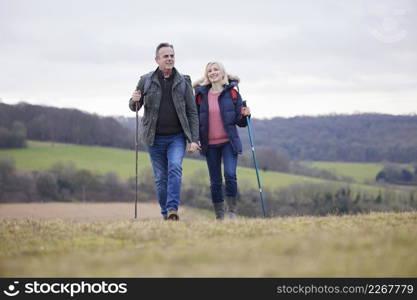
left=194, top=80, right=248, bottom=156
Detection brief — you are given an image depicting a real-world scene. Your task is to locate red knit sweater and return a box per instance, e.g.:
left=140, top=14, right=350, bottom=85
left=208, top=90, right=230, bottom=145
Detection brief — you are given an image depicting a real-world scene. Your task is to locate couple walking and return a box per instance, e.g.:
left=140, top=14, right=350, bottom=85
left=129, top=42, right=251, bottom=221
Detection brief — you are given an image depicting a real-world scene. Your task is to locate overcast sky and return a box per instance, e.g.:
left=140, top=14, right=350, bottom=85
left=1, top=0, right=416, bottom=119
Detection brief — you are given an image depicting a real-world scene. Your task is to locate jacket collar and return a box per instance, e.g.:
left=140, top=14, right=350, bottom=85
left=195, top=80, right=239, bottom=95
left=151, top=67, right=182, bottom=87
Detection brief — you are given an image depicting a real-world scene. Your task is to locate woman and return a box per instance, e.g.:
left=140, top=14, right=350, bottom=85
left=193, top=62, right=251, bottom=220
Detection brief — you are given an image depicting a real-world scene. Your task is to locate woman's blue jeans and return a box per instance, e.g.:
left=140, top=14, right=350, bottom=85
left=148, top=133, right=186, bottom=217
left=206, top=142, right=238, bottom=204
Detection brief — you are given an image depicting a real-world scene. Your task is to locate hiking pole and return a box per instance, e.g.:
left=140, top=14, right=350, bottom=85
left=242, top=101, right=267, bottom=217
left=134, top=97, right=139, bottom=219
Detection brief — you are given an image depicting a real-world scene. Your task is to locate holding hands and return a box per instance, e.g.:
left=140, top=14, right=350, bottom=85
left=187, top=142, right=201, bottom=153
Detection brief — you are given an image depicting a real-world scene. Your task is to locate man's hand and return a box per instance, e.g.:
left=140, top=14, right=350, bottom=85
left=187, top=142, right=201, bottom=153
left=132, top=90, right=141, bottom=102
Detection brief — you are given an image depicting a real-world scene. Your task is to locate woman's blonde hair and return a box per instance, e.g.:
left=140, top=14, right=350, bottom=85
left=193, top=61, right=229, bottom=87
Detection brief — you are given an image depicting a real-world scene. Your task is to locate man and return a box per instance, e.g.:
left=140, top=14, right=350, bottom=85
left=129, top=43, right=200, bottom=221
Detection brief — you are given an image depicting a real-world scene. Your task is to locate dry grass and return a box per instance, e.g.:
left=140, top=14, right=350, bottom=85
left=0, top=203, right=416, bottom=277
left=0, top=202, right=205, bottom=221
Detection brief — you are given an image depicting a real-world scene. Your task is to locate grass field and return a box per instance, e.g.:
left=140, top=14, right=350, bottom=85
left=305, top=161, right=384, bottom=183
left=306, top=161, right=414, bottom=184
left=0, top=202, right=210, bottom=221
left=1, top=203, right=416, bottom=277
left=0, top=141, right=333, bottom=190
left=0, top=141, right=401, bottom=193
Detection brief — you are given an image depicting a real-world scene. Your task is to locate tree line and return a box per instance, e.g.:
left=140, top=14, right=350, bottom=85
left=376, top=164, right=417, bottom=185
left=1, top=155, right=416, bottom=217
left=0, top=102, right=137, bottom=149
left=236, top=114, right=417, bottom=163
left=0, top=121, right=27, bottom=149
left=119, top=112, right=417, bottom=164
left=2, top=103, right=417, bottom=166
left=0, top=156, right=134, bottom=203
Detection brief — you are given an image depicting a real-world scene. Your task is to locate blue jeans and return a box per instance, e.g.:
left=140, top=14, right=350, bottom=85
left=148, top=133, right=186, bottom=216
left=206, top=142, right=238, bottom=203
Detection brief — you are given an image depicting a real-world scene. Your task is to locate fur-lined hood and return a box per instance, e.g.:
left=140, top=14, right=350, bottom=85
left=192, top=74, right=240, bottom=89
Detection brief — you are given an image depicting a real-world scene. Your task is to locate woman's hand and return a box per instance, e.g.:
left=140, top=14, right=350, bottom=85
left=241, top=107, right=251, bottom=116
left=187, top=142, right=201, bottom=153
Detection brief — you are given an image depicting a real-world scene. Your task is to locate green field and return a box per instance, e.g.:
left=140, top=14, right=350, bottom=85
left=0, top=141, right=401, bottom=194
left=306, top=161, right=413, bottom=184
left=1, top=207, right=416, bottom=277
left=305, top=161, right=384, bottom=183
left=0, top=141, right=340, bottom=190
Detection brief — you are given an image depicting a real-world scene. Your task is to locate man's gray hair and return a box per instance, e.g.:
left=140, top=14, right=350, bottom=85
left=155, top=42, right=174, bottom=57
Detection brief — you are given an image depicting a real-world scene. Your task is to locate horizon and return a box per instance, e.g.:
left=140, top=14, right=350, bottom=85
left=2, top=99, right=416, bottom=120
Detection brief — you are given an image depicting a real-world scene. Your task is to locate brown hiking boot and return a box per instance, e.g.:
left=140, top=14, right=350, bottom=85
left=225, top=196, right=237, bottom=219
left=213, top=202, right=225, bottom=220
left=167, top=210, right=179, bottom=221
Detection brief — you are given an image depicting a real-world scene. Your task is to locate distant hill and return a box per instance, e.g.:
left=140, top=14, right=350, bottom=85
left=0, top=102, right=135, bottom=149
left=120, top=113, right=417, bottom=163
left=237, top=114, right=417, bottom=163
left=2, top=102, right=417, bottom=163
